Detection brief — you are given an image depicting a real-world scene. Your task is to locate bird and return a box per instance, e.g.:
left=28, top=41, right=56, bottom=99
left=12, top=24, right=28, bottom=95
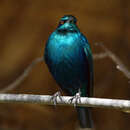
left=44, top=15, right=94, bottom=129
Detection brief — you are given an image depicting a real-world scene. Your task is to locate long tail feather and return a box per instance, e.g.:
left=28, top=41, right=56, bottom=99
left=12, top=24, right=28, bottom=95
left=76, top=107, right=93, bottom=128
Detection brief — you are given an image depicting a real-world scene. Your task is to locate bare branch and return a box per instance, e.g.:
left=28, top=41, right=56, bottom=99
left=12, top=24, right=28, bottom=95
left=0, top=57, right=44, bottom=93
left=93, top=52, right=108, bottom=59
left=95, top=43, right=130, bottom=79
left=0, top=43, right=129, bottom=93
left=0, top=93, right=130, bottom=112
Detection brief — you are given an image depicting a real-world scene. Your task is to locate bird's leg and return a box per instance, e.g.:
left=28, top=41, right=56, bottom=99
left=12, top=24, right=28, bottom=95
left=51, top=91, right=63, bottom=106
left=69, top=89, right=81, bottom=107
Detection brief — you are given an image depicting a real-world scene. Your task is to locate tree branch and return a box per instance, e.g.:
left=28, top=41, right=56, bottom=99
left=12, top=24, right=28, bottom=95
left=0, top=93, right=130, bottom=112
left=0, top=43, right=129, bottom=93
left=93, top=52, right=108, bottom=59
left=95, top=43, right=130, bottom=79
left=0, top=57, right=43, bottom=93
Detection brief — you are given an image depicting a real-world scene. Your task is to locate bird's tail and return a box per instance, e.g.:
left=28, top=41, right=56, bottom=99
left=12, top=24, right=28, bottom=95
left=76, top=107, right=93, bottom=128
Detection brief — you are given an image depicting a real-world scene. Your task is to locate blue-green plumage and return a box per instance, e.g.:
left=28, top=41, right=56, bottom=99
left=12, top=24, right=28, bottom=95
left=44, top=15, right=94, bottom=128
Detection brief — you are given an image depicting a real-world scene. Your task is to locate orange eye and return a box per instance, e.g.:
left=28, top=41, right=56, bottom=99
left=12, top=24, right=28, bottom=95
left=60, top=21, right=64, bottom=25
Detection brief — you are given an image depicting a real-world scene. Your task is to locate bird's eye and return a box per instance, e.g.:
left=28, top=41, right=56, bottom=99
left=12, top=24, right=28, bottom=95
left=60, top=21, right=64, bottom=25
left=59, top=20, right=68, bottom=25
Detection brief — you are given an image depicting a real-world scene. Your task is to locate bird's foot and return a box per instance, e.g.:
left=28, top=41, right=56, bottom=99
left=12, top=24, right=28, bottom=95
left=51, top=91, right=62, bottom=106
left=69, top=89, right=81, bottom=107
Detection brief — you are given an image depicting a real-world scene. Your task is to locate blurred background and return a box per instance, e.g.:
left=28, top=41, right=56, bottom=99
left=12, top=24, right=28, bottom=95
left=0, top=0, right=130, bottom=130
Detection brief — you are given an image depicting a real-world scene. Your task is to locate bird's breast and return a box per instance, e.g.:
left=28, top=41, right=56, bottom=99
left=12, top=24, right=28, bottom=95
left=46, top=32, right=83, bottom=63
left=44, top=32, right=88, bottom=94
left=44, top=33, right=87, bottom=77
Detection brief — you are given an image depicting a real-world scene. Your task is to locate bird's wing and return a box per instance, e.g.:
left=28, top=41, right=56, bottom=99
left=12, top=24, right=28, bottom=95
left=83, top=43, right=94, bottom=97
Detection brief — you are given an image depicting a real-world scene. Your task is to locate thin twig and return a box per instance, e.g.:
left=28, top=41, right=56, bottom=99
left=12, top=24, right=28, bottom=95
left=0, top=94, right=130, bottom=112
left=96, top=43, right=130, bottom=79
left=0, top=43, right=129, bottom=93
left=0, top=57, right=44, bottom=93
left=93, top=52, right=108, bottom=59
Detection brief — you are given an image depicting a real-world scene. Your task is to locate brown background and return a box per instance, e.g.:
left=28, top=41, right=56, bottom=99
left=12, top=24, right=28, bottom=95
left=0, top=0, right=130, bottom=130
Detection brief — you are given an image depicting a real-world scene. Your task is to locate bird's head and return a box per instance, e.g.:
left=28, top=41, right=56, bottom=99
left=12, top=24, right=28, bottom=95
left=57, top=15, right=79, bottom=32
